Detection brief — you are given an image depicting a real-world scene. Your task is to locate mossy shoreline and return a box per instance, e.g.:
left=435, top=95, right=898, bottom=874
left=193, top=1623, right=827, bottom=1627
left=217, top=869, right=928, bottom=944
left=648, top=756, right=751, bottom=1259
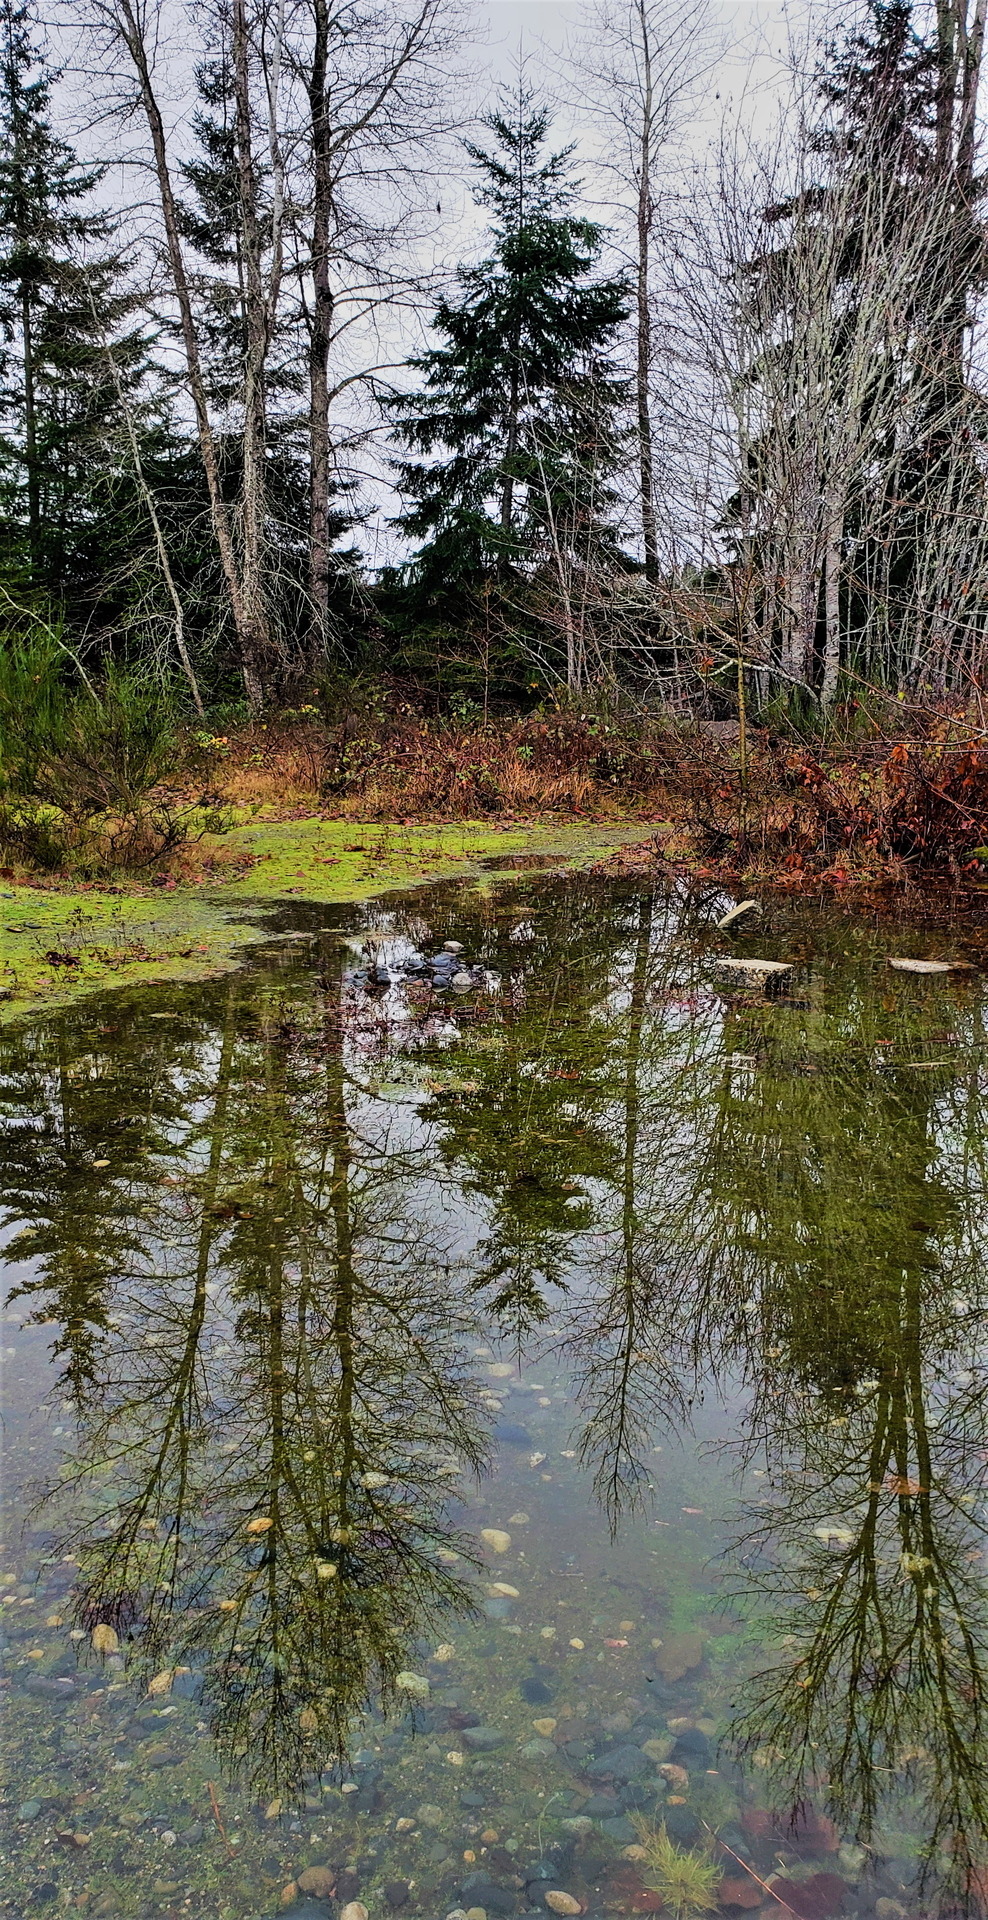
left=0, top=816, right=658, bottom=1021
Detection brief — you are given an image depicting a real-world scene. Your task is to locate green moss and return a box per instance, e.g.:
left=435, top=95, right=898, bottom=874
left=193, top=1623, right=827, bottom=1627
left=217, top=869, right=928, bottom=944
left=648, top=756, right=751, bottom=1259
left=0, top=817, right=656, bottom=1020
left=216, top=815, right=652, bottom=900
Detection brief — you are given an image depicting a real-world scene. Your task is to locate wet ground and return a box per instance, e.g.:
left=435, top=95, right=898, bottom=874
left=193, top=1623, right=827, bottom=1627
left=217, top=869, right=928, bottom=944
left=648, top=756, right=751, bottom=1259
left=2, top=872, right=987, bottom=1920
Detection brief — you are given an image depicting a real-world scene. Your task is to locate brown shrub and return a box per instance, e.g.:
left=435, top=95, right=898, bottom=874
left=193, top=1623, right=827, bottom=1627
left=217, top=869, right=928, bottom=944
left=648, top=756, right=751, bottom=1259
left=208, top=710, right=681, bottom=817
left=683, top=733, right=988, bottom=876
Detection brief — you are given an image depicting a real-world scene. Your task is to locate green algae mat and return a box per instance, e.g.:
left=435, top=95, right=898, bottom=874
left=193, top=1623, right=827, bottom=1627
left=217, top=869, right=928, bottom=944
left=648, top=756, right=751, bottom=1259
left=0, top=817, right=655, bottom=1019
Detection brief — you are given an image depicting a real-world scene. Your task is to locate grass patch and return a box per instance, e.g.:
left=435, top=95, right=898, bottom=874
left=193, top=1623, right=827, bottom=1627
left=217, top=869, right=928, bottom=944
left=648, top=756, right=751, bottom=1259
left=0, top=817, right=656, bottom=1020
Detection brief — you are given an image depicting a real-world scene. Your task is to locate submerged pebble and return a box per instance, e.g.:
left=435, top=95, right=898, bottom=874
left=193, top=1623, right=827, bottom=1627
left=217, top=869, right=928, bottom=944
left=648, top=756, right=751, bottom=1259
left=461, top=1725, right=507, bottom=1751
left=297, top=1866, right=335, bottom=1896
left=520, top=1676, right=555, bottom=1704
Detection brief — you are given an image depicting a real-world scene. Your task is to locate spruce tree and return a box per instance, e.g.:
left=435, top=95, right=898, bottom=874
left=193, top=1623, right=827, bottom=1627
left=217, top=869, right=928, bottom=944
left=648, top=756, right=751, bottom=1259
left=0, top=0, right=148, bottom=603
left=389, top=88, right=628, bottom=604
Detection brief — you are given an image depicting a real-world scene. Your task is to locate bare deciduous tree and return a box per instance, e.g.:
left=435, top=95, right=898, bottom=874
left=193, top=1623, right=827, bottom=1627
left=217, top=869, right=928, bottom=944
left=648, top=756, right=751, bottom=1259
left=71, top=0, right=275, bottom=704
left=570, top=0, right=715, bottom=583
left=291, top=0, right=461, bottom=665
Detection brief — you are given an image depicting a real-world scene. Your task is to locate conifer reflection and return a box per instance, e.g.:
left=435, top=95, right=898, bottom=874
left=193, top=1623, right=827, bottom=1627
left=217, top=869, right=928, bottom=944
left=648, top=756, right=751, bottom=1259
left=8, top=882, right=988, bottom=1886
left=20, top=963, right=489, bottom=1798
left=562, top=940, right=988, bottom=1903
left=727, top=1224, right=988, bottom=1904
left=417, top=879, right=636, bottom=1340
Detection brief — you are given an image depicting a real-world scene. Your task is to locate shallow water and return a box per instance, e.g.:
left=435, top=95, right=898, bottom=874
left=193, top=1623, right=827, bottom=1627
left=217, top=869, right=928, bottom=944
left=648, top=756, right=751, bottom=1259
left=2, top=873, right=988, bottom=1920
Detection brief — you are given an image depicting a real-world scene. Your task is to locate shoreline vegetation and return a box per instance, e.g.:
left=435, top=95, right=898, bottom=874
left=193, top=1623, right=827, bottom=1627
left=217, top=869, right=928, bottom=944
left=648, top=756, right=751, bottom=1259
left=3, top=0, right=988, bottom=1003
left=2, top=691, right=988, bottom=1018
left=0, top=815, right=656, bottom=1020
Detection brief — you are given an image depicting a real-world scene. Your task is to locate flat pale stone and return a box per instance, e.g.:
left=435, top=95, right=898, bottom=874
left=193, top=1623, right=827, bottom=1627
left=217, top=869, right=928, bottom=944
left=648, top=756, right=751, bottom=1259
left=713, top=957, right=792, bottom=989
left=716, top=899, right=761, bottom=932
left=480, top=1528, right=511, bottom=1554
left=888, top=958, right=956, bottom=974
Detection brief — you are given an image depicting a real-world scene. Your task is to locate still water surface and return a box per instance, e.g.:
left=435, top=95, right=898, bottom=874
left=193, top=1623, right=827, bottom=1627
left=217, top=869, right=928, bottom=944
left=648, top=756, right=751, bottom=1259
left=2, top=874, right=987, bottom=1920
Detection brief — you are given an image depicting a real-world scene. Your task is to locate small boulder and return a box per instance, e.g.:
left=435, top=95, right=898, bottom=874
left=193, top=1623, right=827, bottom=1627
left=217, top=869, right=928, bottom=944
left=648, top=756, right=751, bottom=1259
left=670, top=1727, right=713, bottom=1766
left=768, top=1876, right=845, bottom=1920
left=297, top=1866, right=336, bottom=1898
left=395, top=1671, right=430, bottom=1701
left=655, top=1632, right=705, bottom=1683
left=587, top=1743, right=649, bottom=1781
left=719, top=1877, right=764, bottom=1910
left=462, top=1725, right=506, bottom=1752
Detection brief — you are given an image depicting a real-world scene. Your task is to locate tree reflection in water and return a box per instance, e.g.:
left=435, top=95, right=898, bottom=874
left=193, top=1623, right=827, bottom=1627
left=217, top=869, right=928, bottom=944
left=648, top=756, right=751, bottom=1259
left=4, top=954, right=489, bottom=1797
left=3, top=877, right=988, bottom=1905
left=554, top=898, right=988, bottom=1907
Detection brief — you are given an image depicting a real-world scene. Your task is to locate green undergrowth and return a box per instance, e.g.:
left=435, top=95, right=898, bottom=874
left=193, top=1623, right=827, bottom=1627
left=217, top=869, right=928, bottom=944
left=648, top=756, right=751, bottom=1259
left=0, top=817, right=656, bottom=1020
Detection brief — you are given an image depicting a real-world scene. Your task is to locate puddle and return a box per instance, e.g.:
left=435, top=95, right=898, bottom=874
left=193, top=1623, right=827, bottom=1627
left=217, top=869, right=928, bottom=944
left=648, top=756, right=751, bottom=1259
left=1, top=873, right=986, bottom=1918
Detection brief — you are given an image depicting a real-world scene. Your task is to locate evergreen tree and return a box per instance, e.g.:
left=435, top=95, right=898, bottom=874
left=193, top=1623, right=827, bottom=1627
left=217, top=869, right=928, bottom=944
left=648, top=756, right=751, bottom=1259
left=178, top=48, right=245, bottom=418
left=0, top=0, right=149, bottom=605
left=389, top=89, right=628, bottom=607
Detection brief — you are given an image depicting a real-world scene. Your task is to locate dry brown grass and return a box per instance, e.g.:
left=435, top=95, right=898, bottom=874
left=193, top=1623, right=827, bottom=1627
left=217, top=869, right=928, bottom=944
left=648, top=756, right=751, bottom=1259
left=198, top=710, right=680, bottom=819
left=186, top=703, right=988, bottom=887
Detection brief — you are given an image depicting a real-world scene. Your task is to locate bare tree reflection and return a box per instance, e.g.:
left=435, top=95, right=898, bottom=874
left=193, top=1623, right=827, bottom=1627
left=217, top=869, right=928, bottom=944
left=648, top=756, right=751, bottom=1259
left=32, top=961, right=489, bottom=1798
left=556, top=920, right=988, bottom=1904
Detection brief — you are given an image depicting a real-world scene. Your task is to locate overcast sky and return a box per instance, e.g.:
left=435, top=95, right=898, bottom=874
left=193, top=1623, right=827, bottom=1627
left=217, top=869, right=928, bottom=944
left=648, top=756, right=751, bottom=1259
left=470, top=0, right=820, bottom=143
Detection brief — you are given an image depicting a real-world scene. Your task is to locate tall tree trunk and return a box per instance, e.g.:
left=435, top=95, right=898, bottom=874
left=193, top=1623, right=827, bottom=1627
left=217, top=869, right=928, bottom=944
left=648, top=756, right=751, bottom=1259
left=796, top=549, right=821, bottom=691
left=821, top=511, right=841, bottom=707
left=957, top=0, right=986, bottom=188
left=499, top=360, right=520, bottom=551
left=110, top=0, right=263, bottom=708
left=635, top=3, right=658, bottom=584
left=636, top=213, right=658, bottom=584
left=307, top=0, right=335, bottom=667
left=936, top=0, right=962, bottom=175
left=232, top=0, right=273, bottom=693
left=21, top=284, right=38, bottom=574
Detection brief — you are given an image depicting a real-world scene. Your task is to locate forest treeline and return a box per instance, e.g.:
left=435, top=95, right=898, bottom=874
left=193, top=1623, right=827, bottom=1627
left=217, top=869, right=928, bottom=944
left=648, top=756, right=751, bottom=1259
left=1, top=0, right=988, bottom=726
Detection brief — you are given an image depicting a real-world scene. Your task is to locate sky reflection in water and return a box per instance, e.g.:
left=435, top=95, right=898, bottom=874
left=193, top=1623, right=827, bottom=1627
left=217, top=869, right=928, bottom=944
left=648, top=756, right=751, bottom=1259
left=2, top=874, right=988, bottom=1919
